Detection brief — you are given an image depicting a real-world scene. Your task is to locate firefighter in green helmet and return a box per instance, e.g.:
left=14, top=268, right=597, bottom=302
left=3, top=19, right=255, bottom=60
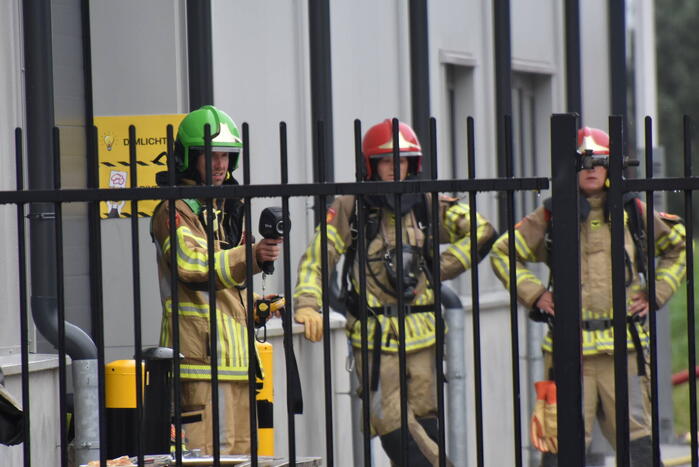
left=151, top=105, right=282, bottom=455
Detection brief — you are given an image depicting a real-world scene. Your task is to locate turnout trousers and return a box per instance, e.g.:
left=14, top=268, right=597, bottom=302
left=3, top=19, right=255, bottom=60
left=181, top=380, right=251, bottom=455
left=354, top=345, right=451, bottom=466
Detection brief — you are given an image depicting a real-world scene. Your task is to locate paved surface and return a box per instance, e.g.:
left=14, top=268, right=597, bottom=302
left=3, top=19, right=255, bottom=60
left=602, top=443, right=693, bottom=466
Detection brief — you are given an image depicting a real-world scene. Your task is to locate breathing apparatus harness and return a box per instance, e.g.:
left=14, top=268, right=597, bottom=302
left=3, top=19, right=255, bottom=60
left=339, top=194, right=494, bottom=390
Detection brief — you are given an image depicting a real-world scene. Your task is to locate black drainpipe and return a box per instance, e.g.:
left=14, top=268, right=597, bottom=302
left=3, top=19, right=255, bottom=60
left=186, top=0, right=214, bottom=109
left=408, top=0, right=431, bottom=178
left=23, top=0, right=96, bottom=360
left=493, top=0, right=513, bottom=232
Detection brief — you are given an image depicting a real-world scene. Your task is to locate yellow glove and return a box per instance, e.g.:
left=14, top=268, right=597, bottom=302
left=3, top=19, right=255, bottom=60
left=294, top=307, right=323, bottom=342
left=531, top=380, right=558, bottom=453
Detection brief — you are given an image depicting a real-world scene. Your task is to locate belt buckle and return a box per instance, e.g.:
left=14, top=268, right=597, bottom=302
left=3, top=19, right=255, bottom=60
left=385, top=305, right=399, bottom=318
left=584, top=319, right=611, bottom=332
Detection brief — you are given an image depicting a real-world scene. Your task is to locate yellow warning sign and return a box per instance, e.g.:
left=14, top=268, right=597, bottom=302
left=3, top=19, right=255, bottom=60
left=96, top=114, right=185, bottom=219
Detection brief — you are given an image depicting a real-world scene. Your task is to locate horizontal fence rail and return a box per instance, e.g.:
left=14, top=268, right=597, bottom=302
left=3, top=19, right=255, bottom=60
left=0, top=178, right=549, bottom=205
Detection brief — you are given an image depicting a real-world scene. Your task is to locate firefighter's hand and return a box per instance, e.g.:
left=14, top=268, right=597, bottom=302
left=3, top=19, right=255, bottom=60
left=255, top=238, right=283, bottom=265
left=294, top=307, right=323, bottom=342
left=629, top=292, right=649, bottom=317
left=535, top=291, right=555, bottom=316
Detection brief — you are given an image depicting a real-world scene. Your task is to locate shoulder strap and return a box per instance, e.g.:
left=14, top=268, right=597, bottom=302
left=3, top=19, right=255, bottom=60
left=414, top=195, right=434, bottom=273
left=340, top=197, right=382, bottom=296
left=624, top=193, right=648, bottom=281
left=182, top=198, right=202, bottom=216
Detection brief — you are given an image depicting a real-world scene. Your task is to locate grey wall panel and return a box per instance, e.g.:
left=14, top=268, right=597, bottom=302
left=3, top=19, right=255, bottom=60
left=211, top=0, right=315, bottom=297
left=430, top=0, right=482, bottom=54
left=88, top=0, right=187, bottom=359
left=580, top=0, right=611, bottom=128
left=52, top=0, right=87, bottom=127
left=511, top=0, right=558, bottom=67
left=330, top=0, right=408, bottom=182
left=212, top=0, right=310, bottom=184
left=90, top=0, right=187, bottom=116
left=101, top=219, right=162, bottom=362
left=47, top=0, right=94, bottom=354
left=0, top=0, right=23, bottom=355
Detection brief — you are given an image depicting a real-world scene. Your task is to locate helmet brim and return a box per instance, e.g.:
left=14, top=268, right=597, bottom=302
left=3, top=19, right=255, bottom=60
left=368, top=151, right=422, bottom=159
left=188, top=145, right=241, bottom=154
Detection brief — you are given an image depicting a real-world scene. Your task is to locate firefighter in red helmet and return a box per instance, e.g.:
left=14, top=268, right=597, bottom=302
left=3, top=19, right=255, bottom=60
left=490, top=126, right=686, bottom=467
left=294, top=119, right=496, bottom=465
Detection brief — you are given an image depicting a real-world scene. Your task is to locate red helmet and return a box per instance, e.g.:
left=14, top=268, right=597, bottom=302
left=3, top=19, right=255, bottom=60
left=577, top=126, right=609, bottom=155
left=362, top=119, right=422, bottom=179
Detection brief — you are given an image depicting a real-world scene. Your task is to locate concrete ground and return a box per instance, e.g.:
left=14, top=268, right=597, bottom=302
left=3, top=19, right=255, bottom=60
left=602, top=443, right=693, bottom=466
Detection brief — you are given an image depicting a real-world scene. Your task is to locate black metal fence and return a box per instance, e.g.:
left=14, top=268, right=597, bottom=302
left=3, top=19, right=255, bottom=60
left=1, top=114, right=697, bottom=467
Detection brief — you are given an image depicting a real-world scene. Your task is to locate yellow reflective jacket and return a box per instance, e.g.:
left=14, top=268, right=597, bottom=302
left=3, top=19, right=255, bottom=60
left=151, top=197, right=262, bottom=381
left=489, top=193, right=686, bottom=355
left=294, top=194, right=496, bottom=352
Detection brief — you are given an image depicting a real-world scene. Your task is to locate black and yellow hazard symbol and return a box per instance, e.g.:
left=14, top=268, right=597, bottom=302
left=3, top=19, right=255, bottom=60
left=96, top=114, right=185, bottom=219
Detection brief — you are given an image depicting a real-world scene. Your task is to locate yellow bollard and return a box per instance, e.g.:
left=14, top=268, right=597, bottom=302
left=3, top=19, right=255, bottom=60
left=105, top=360, right=140, bottom=409
left=105, top=360, right=143, bottom=458
left=256, top=341, right=274, bottom=456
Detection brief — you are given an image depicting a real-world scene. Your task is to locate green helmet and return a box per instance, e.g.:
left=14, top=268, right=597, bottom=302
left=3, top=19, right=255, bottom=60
left=175, top=105, right=242, bottom=174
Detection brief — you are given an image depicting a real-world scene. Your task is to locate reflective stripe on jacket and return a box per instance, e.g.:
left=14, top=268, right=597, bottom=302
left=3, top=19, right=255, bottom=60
left=489, top=193, right=686, bottom=356
left=152, top=198, right=262, bottom=381
left=294, top=194, right=496, bottom=352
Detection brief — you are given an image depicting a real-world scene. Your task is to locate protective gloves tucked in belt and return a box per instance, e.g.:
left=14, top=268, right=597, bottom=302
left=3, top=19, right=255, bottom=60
left=530, top=380, right=558, bottom=453
left=294, top=307, right=323, bottom=342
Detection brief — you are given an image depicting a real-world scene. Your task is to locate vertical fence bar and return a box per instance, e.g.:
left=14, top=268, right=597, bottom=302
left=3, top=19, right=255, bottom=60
left=682, top=115, right=698, bottom=467
left=609, top=115, right=631, bottom=467
left=428, top=117, right=447, bottom=467
left=279, top=122, right=298, bottom=465
left=167, top=124, right=184, bottom=467
left=466, top=116, right=485, bottom=467
left=315, top=120, right=335, bottom=467
left=391, top=118, right=409, bottom=467
left=493, top=0, right=513, bottom=233
left=643, top=117, right=661, bottom=466
left=503, top=115, right=522, bottom=467
left=564, top=0, right=582, bottom=116
left=128, top=125, right=145, bottom=466
left=52, top=127, right=69, bottom=467
left=15, top=129, right=31, bottom=467
left=203, top=123, right=222, bottom=467
left=88, top=124, right=107, bottom=467
left=242, top=123, right=259, bottom=466
left=353, top=119, right=372, bottom=466
left=550, top=113, right=585, bottom=465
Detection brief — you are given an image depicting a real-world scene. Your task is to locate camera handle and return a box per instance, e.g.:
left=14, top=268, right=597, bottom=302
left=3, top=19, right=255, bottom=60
left=262, top=259, right=275, bottom=275
left=258, top=206, right=290, bottom=276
